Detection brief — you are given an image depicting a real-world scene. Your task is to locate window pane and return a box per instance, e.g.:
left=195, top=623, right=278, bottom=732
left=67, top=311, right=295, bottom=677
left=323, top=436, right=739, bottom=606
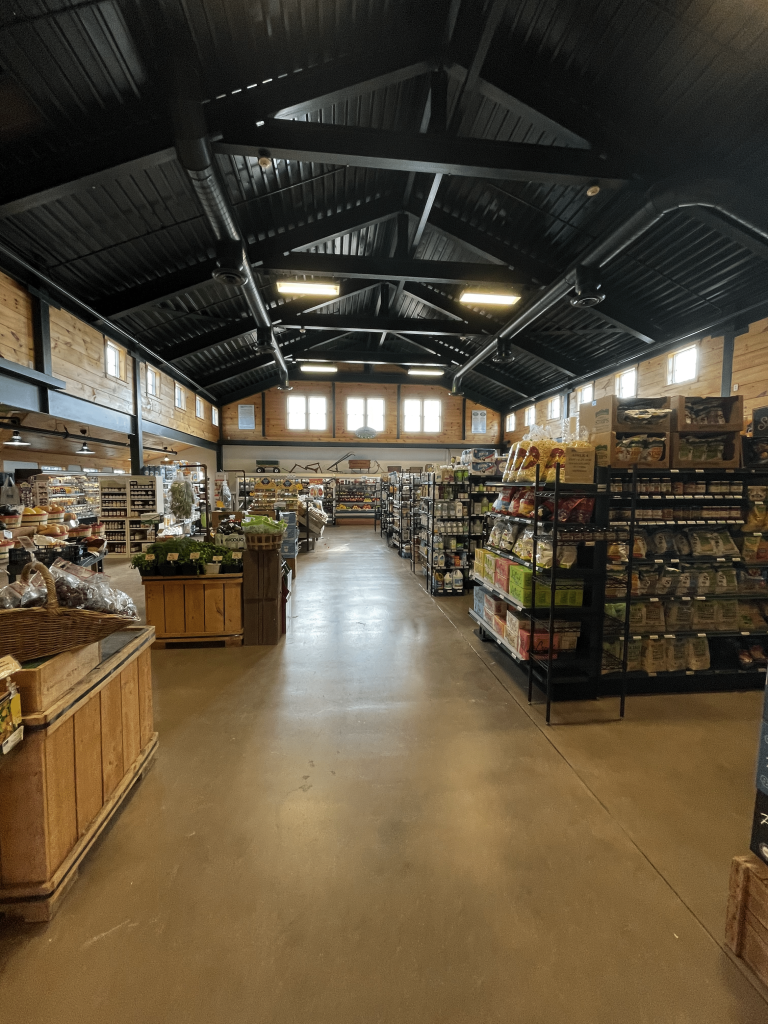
left=423, top=399, right=441, bottom=432
left=579, top=383, right=593, bottom=404
left=673, top=347, right=697, bottom=383
left=175, top=385, right=185, bottom=409
left=549, top=396, right=561, bottom=419
left=367, top=398, right=384, bottom=432
left=617, top=368, right=636, bottom=398
left=525, top=406, right=535, bottom=426
left=212, top=407, right=219, bottom=426
left=287, top=395, right=306, bottom=430
left=106, top=345, right=119, bottom=377
left=308, top=395, right=327, bottom=431
left=196, top=396, right=204, bottom=418
left=347, top=397, right=365, bottom=431
left=506, top=413, right=515, bottom=431
left=403, top=398, right=422, bottom=432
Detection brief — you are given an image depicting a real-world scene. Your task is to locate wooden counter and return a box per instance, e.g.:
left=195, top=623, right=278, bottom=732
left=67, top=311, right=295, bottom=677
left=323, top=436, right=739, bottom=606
left=142, top=574, right=243, bottom=649
left=0, top=626, right=157, bottom=921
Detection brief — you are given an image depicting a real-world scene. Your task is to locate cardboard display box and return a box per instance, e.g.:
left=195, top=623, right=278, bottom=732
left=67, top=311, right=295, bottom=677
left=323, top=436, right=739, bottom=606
left=593, top=431, right=670, bottom=470
left=670, top=394, right=743, bottom=432
left=670, top=430, right=741, bottom=470
left=580, top=396, right=671, bottom=434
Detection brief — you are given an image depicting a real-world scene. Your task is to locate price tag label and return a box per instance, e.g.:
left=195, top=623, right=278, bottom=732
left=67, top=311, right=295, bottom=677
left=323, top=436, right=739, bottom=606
left=167, top=552, right=179, bottom=561
left=189, top=551, right=200, bottom=560
left=3, top=530, right=11, bottom=539
left=213, top=555, right=223, bottom=562
left=145, top=553, right=155, bottom=561
left=232, top=551, right=242, bottom=560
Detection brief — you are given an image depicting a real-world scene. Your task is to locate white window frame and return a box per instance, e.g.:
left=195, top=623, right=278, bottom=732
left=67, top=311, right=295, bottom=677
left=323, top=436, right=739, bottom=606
left=174, top=384, right=186, bottom=410
left=346, top=396, right=385, bottom=432
left=578, top=382, right=594, bottom=405
left=402, top=397, right=442, bottom=433
left=505, top=412, right=516, bottom=432
left=286, top=394, right=328, bottom=431
left=212, top=406, right=219, bottom=426
left=105, top=340, right=122, bottom=380
left=146, top=366, right=158, bottom=397
left=616, top=367, right=637, bottom=399
left=524, top=406, right=535, bottom=427
left=667, top=344, right=698, bottom=385
left=195, top=395, right=204, bottom=419
left=548, top=396, right=561, bottom=420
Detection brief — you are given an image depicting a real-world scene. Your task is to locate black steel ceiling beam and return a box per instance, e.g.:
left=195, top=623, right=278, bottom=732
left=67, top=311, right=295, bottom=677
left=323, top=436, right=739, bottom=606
left=587, top=301, right=657, bottom=345
left=276, top=315, right=470, bottom=335
left=685, top=207, right=768, bottom=263
left=448, top=0, right=509, bottom=135
left=263, top=252, right=524, bottom=285
left=402, top=282, right=579, bottom=377
left=396, top=333, right=531, bottom=400
left=196, top=332, right=349, bottom=388
left=294, top=350, right=447, bottom=366
left=214, top=120, right=631, bottom=189
left=94, top=195, right=402, bottom=320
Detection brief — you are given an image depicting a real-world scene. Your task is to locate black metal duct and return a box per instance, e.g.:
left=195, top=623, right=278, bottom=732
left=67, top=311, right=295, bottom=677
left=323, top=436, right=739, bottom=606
left=451, top=180, right=768, bottom=392
left=171, top=78, right=290, bottom=390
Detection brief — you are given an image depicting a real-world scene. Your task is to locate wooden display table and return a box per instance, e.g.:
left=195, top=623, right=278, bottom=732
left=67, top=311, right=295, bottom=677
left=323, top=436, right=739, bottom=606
left=726, top=853, right=768, bottom=985
left=143, top=574, right=243, bottom=649
left=0, top=627, right=157, bottom=921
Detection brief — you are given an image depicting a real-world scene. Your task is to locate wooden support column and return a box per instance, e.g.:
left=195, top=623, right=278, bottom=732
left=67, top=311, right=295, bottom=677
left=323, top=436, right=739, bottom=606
left=131, top=356, right=144, bottom=475
left=31, top=295, right=52, bottom=413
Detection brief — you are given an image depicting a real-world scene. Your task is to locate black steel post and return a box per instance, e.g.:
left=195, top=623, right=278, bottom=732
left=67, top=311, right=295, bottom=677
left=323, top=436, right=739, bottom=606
left=130, top=355, right=144, bottom=475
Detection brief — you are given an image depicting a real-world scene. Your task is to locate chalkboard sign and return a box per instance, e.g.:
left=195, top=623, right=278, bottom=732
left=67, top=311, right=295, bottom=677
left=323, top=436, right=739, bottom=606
left=754, top=406, right=768, bottom=436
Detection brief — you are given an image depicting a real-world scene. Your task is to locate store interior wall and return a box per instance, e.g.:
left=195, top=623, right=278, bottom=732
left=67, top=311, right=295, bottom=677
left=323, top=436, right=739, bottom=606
left=504, top=316, right=768, bottom=444
left=221, top=445, right=475, bottom=475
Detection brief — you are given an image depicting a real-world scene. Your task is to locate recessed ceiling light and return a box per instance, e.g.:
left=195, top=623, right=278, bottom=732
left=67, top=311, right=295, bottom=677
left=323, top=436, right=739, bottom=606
left=277, top=281, right=340, bottom=297
left=4, top=430, right=30, bottom=447
left=300, top=363, right=337, bottom=373
left=460, top=291, right=520, bottom=306
left=408, top=368, right=444, bottom=376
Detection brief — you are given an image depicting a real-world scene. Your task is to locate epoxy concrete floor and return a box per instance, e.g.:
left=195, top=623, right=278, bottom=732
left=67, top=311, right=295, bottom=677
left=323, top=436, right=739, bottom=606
left=1, top=527, right=768, bottom=1023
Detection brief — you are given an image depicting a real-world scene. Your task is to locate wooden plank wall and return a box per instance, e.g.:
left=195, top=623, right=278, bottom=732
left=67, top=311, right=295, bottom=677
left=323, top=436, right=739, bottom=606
left=0, top=271, right=35, bottom=367
left=221, top=382, right=501, bottom=445
left=0, top=270, right=215, bottom=445
left=733, top=317, right=768, bottom=426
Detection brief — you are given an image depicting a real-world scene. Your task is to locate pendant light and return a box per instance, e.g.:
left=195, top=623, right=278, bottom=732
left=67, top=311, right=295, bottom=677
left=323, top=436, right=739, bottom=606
left=78, top=440, right=95, bottom=455
left=4, top=430, right=30, bottom=447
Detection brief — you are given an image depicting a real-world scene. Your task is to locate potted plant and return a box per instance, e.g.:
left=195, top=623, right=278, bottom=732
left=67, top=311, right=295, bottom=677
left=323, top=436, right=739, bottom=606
left=131, top=553, right=153, bottom=578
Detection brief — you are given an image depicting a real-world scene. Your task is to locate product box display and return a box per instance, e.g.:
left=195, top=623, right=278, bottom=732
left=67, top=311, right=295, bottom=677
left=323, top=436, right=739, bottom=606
left=593, top=431, right=670, bottom=469
left=579, top=396, right=671, bottom=434
left=494, top=557, right=513, bottom=590
left=670, top=394, right=743, bottom=432
left=484, top=594, right=507, bottom=622
left=474, top=585, right=490, bottom=616
left=670, top=431, right=741, bottom=470
left=483, top=550, right=498, bottom=582
left=492, top=613, right=507, bottom=637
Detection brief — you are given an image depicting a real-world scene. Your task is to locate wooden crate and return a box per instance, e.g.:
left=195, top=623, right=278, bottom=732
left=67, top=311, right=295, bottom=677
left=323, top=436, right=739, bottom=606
left=13, top=642, right=101, bottom=714
left=726, top=853, right=768, bottom=985
left=243, top=550, right=281, bottom=645
left=143, top=574, right=243, bottom=646
left=0, top=627, right=157, bottom=921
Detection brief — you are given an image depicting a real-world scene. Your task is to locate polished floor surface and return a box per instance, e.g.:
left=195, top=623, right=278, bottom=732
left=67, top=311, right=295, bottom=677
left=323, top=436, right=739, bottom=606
left=1, top=528, right=767, bottom=1023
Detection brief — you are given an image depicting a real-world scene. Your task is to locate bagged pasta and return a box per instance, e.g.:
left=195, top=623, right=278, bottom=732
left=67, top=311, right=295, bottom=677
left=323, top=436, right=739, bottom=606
left=656, top=566, right=676, bottom=595
left=513, top=527, right=534, bottom=561
left=713, top=530, right=739, bottom=557
left=686, top=636, right=710, bottom=671
left=518, top=439, right=552, bottom=482
left=642, top=638, right=667, bottom=673
left=691, top=600, right=716, bottom=630
left=644, top=601, right=666, bottom=631
left=665, top=599, right=694, bottom=630
left=693, top=567, right=713, bottom=595
left=688, top=531, right=717, bottom=557
left=674, top=567, right=694, bottom=596
left=535, top=538, right=553, bottom=569
left=714, top=599, right=739, bottom=631
left=666, top=637, right=688, bottom=672
left=636, top=569, right=658, bottom=595
left=715, top=567, right=738, bottom=594
left=542, top=445, right=566, bottom=485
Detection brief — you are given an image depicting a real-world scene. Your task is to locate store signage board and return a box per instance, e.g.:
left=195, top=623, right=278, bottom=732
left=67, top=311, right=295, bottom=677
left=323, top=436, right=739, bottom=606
left=753, top=406, right=768, bottom=436
left=238, top=405, right=256, bottom=430
left=471, top=410, right=487, bottom=434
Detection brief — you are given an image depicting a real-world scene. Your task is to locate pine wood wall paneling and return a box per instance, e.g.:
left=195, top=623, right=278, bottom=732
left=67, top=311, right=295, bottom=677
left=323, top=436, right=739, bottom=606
left=0, top=271, right=35, bottom=367
left=464, top=399, right=501, bottom=443
left=49, top=309, right=134, bottom=415
left=222, top=394, right=264, bottom=441
left=732, top=318, right=768, bottom=427
left=140, top=363, right=218, bottom=443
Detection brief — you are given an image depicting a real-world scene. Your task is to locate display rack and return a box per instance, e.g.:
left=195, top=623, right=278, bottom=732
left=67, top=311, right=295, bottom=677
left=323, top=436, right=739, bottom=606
left=415, top=472, right=473, bottom=595
left=333, top=476, right=379, bottom=520
left=99, top=475, right=163, bottom=554
left=22, top=473, right=100, bottom=521
left=390, top=472, right=416, bottom=558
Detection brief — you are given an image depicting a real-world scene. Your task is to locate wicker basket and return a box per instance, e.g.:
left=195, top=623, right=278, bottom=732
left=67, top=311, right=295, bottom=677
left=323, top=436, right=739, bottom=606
left=244, top=532, right=283, bottom=551
left=0, top=561, right=137, bottom=662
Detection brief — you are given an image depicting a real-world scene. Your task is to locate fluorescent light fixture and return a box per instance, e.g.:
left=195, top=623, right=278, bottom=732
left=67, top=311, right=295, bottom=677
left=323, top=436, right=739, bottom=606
left=77, top=441, right=95, bottom=455
left=4, top=430, right=30, bottom=447
left=300, top=364, right=337, bottom=373
left=460, top=290, right=520, bottom=306
left=114, top=469, right=126, bottom=474
left=408, top=368, right=444, bottom=377
left=83, top=468, right=98, bottom=473
left=276, top=281, right=340, bottom=297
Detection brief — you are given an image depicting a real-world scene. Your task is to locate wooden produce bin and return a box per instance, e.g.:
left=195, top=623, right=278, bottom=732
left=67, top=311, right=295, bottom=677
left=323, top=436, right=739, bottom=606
left=243, top=549, right=281, bottom=645
left=0, top=627, right=157, bottom=921
left=143, top=574, right=244, bottom=649
left=726, top=853, right=768, bottom=985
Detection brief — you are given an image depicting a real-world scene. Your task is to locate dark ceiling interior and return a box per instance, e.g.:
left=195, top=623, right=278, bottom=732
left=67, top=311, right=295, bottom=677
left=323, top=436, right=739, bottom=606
left=1, top=0, right=768, bottom=414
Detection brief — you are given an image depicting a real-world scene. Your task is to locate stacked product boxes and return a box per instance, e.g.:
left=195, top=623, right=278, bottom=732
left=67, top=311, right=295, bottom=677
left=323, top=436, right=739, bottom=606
left=280, top=511, right=299, bottom=559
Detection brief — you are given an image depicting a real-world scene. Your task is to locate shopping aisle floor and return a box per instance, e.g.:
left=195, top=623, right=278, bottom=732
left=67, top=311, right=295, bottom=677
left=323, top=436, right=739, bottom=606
left=1, top=528, right=766, bottom=1023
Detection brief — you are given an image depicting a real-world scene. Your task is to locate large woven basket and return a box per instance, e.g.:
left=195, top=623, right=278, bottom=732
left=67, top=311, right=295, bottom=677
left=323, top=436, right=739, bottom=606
left=0, top=561, right=136, bottom=663
left=244, top=532, right=283, bottom=551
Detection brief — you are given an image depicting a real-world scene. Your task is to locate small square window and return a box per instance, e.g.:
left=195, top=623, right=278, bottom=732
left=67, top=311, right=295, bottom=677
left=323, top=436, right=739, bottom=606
left=146, top=367, right=158, bottom=396
left=524, top=406, right=535, bottom=427
left=212, top=407, right=219, bottom=426
left=579, top=382, right=593, bottom=405
left=287, top=395, right=327, bottom=431
left=668, top=345, right=698, bottom=385
left=105, top=341, right=121, bottom=380
left=402, top=398, right=441, bottom=433
left=196, top=396, right=204, bottom=418
left=505, top=412, right=516, bottom=432
left=616, top=367, right=637, bottom=399
left=548, top=396, right=561, bottom=420
left=174, top=384, right=186, bottom=410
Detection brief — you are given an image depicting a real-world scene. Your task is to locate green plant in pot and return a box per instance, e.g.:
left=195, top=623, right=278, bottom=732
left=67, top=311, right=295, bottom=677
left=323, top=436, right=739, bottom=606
left=130, top=553, right=152, bottom=577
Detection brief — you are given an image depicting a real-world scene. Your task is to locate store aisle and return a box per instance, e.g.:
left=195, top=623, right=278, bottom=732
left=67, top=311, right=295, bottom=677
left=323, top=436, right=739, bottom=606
left=0, top=528, right=766, bottom=1023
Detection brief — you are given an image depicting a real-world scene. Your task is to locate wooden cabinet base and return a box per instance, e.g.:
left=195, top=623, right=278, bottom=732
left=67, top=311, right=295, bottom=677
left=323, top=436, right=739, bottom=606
left=726, top=853, right=768, bottom=986
left=0, top=735, right=158, bottom=922
left=143, top=575, right=243, bottom=644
